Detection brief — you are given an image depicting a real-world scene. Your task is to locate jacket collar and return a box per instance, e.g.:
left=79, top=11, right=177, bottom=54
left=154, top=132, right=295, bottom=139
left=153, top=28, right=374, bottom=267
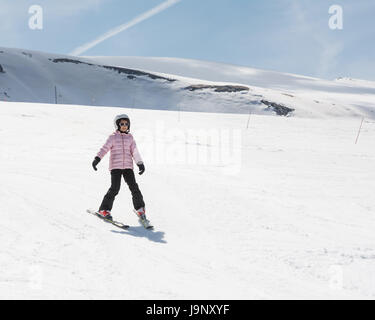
left=115, top=130, right=129, bottom=135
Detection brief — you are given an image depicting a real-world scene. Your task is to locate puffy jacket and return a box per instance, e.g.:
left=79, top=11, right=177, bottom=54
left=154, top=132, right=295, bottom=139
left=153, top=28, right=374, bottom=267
left=97, top=131, right=143, bottom=171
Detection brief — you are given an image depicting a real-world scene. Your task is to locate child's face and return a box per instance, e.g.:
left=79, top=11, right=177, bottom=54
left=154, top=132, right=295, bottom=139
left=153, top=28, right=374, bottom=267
left=119, top=120, right=129, bottom=132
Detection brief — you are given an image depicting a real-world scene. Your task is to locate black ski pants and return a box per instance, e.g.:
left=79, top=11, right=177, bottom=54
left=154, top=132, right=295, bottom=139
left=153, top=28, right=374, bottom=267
left=99, top=169, right=145, bottom=212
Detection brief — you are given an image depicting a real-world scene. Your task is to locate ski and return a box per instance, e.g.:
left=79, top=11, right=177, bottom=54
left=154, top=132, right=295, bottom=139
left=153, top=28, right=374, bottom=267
left=87, top=209, right=129, bottom=230
left=133, top=209, right=154, bottom=230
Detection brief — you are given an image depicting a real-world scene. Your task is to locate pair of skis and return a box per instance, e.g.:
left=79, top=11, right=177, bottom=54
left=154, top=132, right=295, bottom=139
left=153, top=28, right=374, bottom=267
left=86, top=209, right=153, bottom=230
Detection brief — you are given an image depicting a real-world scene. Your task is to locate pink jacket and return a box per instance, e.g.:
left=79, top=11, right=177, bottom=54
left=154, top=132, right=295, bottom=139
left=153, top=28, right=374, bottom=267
left=97, top=131, right=143, bottom=171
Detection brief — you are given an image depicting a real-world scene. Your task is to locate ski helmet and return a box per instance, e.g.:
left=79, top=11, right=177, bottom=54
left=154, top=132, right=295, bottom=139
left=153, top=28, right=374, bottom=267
left=114, top=114, right=131, bottom=132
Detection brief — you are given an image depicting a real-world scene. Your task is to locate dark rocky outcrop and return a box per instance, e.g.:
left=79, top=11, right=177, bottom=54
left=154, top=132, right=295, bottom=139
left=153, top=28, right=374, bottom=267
left=184, top=84, right=249, bottom=93
left=0, top=64, right=5, bottom=73
left=102, top=65, right=175, bottom=82
left=50, top=58, right=175, bottom=82
left=50, top=58, right=93, bottom=65
left=22, top=52, right=32, bottom=58
left=282, top=93, right=294, bottom=98
left=261, top=99, right=295, bottom=116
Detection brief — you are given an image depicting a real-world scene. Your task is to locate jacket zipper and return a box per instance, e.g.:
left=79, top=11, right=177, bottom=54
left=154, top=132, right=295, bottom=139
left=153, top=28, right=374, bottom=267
left=121, top=133, right=125, bottom=168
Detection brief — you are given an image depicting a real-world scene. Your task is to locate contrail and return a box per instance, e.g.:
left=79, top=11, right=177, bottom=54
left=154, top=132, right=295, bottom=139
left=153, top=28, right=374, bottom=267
left=69, top=0, right=182, bottom=56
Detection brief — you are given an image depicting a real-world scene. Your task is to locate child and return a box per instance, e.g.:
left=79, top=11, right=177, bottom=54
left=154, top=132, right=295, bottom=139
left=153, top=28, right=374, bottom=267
left=92, top=114, right=148, bottom=224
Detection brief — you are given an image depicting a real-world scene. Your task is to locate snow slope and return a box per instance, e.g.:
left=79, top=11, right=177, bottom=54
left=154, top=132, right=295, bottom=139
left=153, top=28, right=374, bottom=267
left=1, top=47, right=375, bottom=118
left=1, top=101, right=375, bottom=299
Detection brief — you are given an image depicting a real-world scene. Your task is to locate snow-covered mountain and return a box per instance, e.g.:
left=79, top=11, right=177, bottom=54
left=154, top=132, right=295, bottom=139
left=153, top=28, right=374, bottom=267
left=1, top=47, right=375, bottom=118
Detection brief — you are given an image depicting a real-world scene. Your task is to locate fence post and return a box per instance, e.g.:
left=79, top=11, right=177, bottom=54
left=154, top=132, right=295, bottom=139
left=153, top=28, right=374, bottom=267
left=355, top=116, right=365, bottom=144
left=246, top=109, right=252, bottom=129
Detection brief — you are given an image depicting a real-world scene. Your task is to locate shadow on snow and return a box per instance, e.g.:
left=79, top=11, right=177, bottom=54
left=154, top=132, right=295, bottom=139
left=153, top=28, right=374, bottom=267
left=110, top=226, right=167, bottom=244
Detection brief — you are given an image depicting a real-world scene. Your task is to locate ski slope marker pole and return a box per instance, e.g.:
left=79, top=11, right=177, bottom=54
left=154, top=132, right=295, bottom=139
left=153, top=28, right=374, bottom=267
left=355, top=116, right=365, bottom=144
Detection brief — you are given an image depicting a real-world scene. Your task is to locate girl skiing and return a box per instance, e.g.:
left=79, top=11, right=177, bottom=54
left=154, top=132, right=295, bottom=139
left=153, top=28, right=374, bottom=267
left=92, top=114, right=149, bottom=226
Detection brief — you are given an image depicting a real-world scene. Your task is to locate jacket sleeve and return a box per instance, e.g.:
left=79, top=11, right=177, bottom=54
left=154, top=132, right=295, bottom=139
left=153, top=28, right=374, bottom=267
left=97, top=135, right=113, bottom=159
left=130, top=137, right=143, bottom=164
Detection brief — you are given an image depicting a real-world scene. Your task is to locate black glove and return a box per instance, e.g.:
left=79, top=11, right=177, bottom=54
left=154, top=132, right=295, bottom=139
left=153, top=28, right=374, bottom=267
left=92, top=156, right=101, bottom=171
left=137, top=162, right=145, bottom=175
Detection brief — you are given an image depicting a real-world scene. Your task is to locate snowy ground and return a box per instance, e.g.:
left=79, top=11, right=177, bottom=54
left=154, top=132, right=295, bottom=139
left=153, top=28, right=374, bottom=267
left=1, top=101, right=374, bottom=299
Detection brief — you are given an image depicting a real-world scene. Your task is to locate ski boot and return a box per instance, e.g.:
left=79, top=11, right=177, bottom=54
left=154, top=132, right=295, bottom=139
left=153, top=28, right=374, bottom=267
left=98, top=210, right=113, bottom=221
left=135, top=207, right=153, bottom=229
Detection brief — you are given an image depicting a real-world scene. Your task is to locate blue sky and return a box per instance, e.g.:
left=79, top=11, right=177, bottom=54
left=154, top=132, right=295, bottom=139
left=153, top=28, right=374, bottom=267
left=0, top=0, right=374, bottom=80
